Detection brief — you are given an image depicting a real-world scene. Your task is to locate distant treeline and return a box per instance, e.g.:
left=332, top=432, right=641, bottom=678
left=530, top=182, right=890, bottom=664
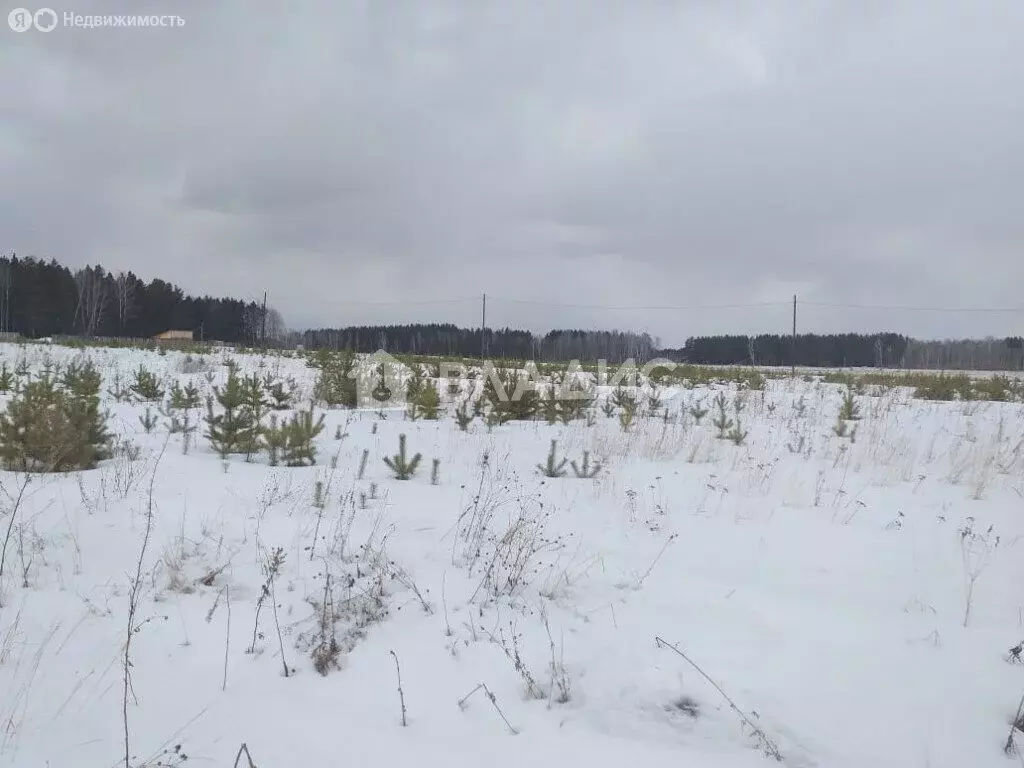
left=300, top=325, right=657, bottom=364
left=304, top=326, right=1024, bottom=369
left=671, top=333, right=1024, bottom=370
left=0, top=255, right=272, bottom=343
left=3, top=253, right=1022, bottom=370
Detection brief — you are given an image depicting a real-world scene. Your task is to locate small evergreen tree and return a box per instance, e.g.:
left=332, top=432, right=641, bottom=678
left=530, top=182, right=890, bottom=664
left=139, top=407, right=158, bottom=433
left=726, top=420, right=748, bottom=446
left=405, top=366, right=426, bottom=402
left=541, top=386, right=561, bottom=425
left=383, top=434, right=421, bottom=480
left=262, top=414, right=288, bottom=466
left=484, top=369, right=539, bottom=421
left=205, top=370, right=259, bottom=459
left=282, top=408, right=326, bottom=467
left=130, top=365, right=164, bottom=402
left=168, top=381, right=202, bottom=410
left=537, top=439, right=568, bottom=478
left=410, top=381, right=441, bottom=420
left=454, top=399, right=474, bottom=431
left=712, top=392, right=734, bottom=439
left=313, top=353, right=358, bottom=408
left=0, top=363, right=12, bottom=393
left=163, top=382, right=201, bottom=453
left=610, top=386, right=636, bottom=412
left=838, top=387, right=861, bottom=421
left=62, top=359, right=102, bottom=399
left=614, top=388, right=639, bottom=432
left=0, top=373, right=111, bottom=472
left=61, top=379, right=113, bottom=468
left=558, top=383, right=596, bottom=424
left=107, top=373, right=132, bottom=403
left=570, top=450, right=602, bottom=478
left=266, top=377, right=295, bottom=410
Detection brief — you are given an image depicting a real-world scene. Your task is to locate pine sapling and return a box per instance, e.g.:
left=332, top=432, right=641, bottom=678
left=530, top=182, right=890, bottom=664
left=541, top=386, right=562, bottom=425
left=139, top=407, right=158, bottom=434
left=0, top=373, right=111, bottom=472
left=570, top=451, right=602, bottom=478
left=557, top=384, right=595, bottom=424
left=130, top=365, right=164, bottom=402
left=610, top=385, right=635, bottom=411
left=205, top=371, right=259, bottom=459
left=267, top=379, right=295, bottom=410
left=712, top=393, right=733, bottom=439
left=282, top=408, right=326, bottom=467
left=108, top=373, right=133, bottom=403
left=262, top=415, right=287, bottom=466
left=839, top=387, right=861, bottom=421
left=384, top=434, right=422, bottom=480
left=242, top=374, right=270, bottom=427
left=411, top=382, right=441, bottom=421
left=537, top=439, right=568, bottom=478
left=455, top=399, right=474, bottom=431
left=357, top=448, right=369, bottom=480
left=726, top=421, right=748, bottom=446
left=600, top=399, right=616, bottom=418
left=431, top=458, right=441, bottom=486
left=168, top=381, right=202, bottom=410
left=61, top=360, right=102, bottom=399
left=173, top=409, right=197, bottom=451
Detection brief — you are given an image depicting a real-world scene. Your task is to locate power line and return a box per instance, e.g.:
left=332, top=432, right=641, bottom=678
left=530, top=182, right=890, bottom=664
left=333, top=297, right=475, bottom=307
left=488, top=296, right=789, bottom=311
left=802, top=301, right=1024, bottom=313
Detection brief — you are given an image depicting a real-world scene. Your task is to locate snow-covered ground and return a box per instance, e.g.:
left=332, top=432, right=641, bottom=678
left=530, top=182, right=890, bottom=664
left=1, top=342, right=1024, bottom=768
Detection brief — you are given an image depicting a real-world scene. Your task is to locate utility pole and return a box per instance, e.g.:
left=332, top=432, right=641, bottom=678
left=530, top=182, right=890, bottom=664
left=260, top=291, right=267, bottom=349
left=481, top=293, right=487, bottom=359
left=791, top=295, right=797, bottom=378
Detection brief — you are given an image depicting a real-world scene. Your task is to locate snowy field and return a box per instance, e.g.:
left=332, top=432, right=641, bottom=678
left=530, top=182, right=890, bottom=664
left=2, top=342, right=1024, bottom=768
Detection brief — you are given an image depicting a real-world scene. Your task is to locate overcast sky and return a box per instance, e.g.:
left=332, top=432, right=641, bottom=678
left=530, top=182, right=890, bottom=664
left=2, top=0, right=1022, bottom=344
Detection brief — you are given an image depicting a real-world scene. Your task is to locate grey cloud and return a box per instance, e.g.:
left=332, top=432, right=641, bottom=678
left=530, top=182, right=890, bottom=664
left=2, top=0, right=1022, bottom=343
